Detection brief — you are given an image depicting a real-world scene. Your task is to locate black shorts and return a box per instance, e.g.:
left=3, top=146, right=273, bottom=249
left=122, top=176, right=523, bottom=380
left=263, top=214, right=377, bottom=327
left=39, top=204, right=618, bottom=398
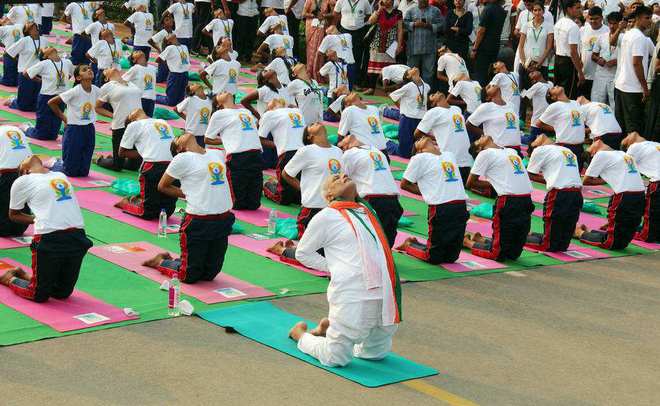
left=363, top=195, right=403, bottom=248
left=580, top=192, right=645, bottom=250
left=526, top=188, right=583, bottom=252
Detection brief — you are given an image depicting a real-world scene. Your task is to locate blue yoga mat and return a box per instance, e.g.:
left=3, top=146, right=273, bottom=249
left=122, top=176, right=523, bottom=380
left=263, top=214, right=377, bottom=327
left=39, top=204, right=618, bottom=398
left=198, top=301, right=438, bottom=387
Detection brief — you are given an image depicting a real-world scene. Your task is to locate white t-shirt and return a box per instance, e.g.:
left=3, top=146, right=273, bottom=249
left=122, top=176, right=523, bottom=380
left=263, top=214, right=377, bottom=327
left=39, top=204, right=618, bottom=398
left=167, top=2, right=194, bottom=38
left=27, top=59, right=74, bottom=95
left=284, top=144, right=344, bottom=208
left=338, top=105, right=387, bottom=150
left=614, top=28, right=654, bottom=93
left=579, top=102, right=621, bottom=138
left=437, top=53, right=470, bottom=88
left=122, top=64, right=157, bottom=100
left=261, top=0, right=284, bottom=9
left=87, top=38, right=123, bottom=70
left=318, top=33, right=355, bottom=64
left=258, top=14, right=289, bottom=35
left=554, top=17, right=580, bottom=57
left=120, top=119, right=174, bottom=162
left=319, top=60, right=349, bottom=97
left=59, top=84, right=101, bottom=126
left=389, top=81, right=430, bottom=119
left=449, top=80, right=482, bottom=114
left=205, top=108, right=263, bottom=155
left=98, top=81, right=143, bottom=130
left=538, top=100, right=585, bottom=144
left=519, top=19, right=554, bottom=66
left=527, top=144, right=582, bottom=189
left=381, top=64, right=408, bottom=84
left=626, top=141, right=660, bottom=182
left=124, top=0, right=150, bottom=11
left=334, top=0, right=372, bottom=30
left=342, top=145, right=398, bottom=197
left=470, top=148, right=532, bottom=196
left=257, top=107, right=305, bottom=156
left=592, top=31, right=617, bottom=79
left=585, top=150, right=645, bottom=193
left=7, top=36, right=46, bottom=73
left=10, top=172, right=85, bottom=235
left=0, top=25, right=23, bottom=49
left=287, top=79, right=324, bottom=125
left=580, top=24, right=609, bottom=81
left=515, top=8, right=554, bottom=31
left=403, top=151, right=468, bottom=205
left=150, top=29, right=171, bottom=50
left=8, top=5, right=35, bottom=26
left=328, top=94, right=346, bottom=114
left=176, top=96, right=213, bottom=136
left=204, top=18, right=234, bottom=46
left=417, top=106, right=473, bottom=167
left=237, top=0, right=259, bottom=17
left=41, top=3, right=55, bottom=18
left=127, top=11, right=154, bottom=47
left=265, top=57, right=293, bottom=85
left=0, top=126, right=32, bottom=170
left=522, top=81, right=552, bottom=125
left=165, top=149, right=233, bottom=215
left=467, top=102, right=521, bottom=147
left=263, top=34, right=295, bottom=57
left=256, top=85, right=294, bottom=116
left=205, top=59, right=241, bottom=95
left=489, top=72, right=521, bottom=114
left=84, top=21, right=116, bottom=46
left=160, top=44, right=190, bottom=73
left=64, top=3, right=93, bottom=34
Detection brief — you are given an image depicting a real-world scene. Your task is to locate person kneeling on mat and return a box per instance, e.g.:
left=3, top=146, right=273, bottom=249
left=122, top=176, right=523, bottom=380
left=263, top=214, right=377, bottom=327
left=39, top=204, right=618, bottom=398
left=396, top=136, right=469, bottom=264
left=525, top=134, right=583, bottom=252
left=0, top=125, right=32, bottom=237
left=462, top=135, right=535, bottom=261
left=288, top=173, right=402, bottom=367
left=114, top=109, right=178, bottom=220
left=0, top=156, right=93, bottom=302
left=574, top=139, right=645, bottom=249
left=141, top=133, right=235, bottom=284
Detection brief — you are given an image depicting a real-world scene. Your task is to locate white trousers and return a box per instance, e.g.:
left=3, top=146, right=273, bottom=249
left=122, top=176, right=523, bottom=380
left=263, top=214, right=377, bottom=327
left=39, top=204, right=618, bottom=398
left=591, top=75, right=616, bottom=110
left=297, top=299, right=398, bottom=367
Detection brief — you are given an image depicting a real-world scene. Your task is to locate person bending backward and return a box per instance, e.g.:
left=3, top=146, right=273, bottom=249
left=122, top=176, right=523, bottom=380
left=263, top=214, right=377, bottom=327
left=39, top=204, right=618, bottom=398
left=288, top=63, right=324, bottom=125
left=415, top=91, right=473, bottom=184
left=389, top=67, right=430, bottom=159
left=288, top=173, right=401, bottom=368
left=200, top=40, right=241, bottom=97
left=576, top=96, right=623, bottom=150
left=319, top=50, right=350, bottom=100
left=620, top=132, right=659, bottom=243
left=86, top=8, right=115, bottom=47
left=462, top=136, right=535, bottom=261
left=115, top=109, right=178, bottom=219
left=380, top=63, right=410, bottom=90
left=86, top=29, right=122, bottom=87
left=122, top=51, right=158, bottom=118
left=436, top=47, right=470, bottom=92
left=522, top=70, right=553, bottom=138
left=260, top=99, right=305, bottom=206
left=338, top=93, right=389, bottom=157
left=397, top=136, right=469, bottom=264
left=266, top=47, right=295, bottom=86
left=141, top=133, right=236, bottom=284
left=534, top=85, right=587, bottom=169
left=175, top=83, right=213, bottom=147
left=574, top=139, right=646, bottom=249
left=205, top=92, right=265, bottom=210
left=48, top=65, right=101, bottom=177
left=0, top=125, right=32, bottom=237
left=447, top=73, right=483, bottom=116
left=155, top=34, right=191, bottom=107
left=6, top=22, right=45, bottom=112
left=338, top=135, right=402, bottom=248
left=489, top=61, right=522, bottom=119
left=525, top=134, right=583, bottom=252
left=63, top=1, right=93, bottom=65
left=0, top=156, right=93, bottom=302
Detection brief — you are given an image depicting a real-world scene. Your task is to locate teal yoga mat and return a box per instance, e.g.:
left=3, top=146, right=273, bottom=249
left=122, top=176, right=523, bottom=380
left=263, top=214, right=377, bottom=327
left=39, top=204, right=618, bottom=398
left=198, top=302, right=438, bottom=387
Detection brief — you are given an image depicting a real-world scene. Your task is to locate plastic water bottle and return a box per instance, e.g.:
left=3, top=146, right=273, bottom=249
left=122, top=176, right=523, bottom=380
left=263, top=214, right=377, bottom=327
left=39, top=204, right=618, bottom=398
left=168, top=274, right=181, bottom=316
left=267, top=208, right=277, bottom=235
left=158, top=209, right=167, bottom=238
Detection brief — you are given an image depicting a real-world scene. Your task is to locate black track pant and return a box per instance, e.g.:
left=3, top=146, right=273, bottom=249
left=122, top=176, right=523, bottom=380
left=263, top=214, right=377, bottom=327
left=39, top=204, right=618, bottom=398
left=0, top=171, right=29, bottom=237
left=227, top=150, right=263, bottom=210
left=636, top=181, right=659, bottom=243
left=364, top=195, right=403, bottom=248
left=526, top=188, right=582, bottom=252
left=554, top=55, right=579, bottom=99
left=580, top=192, right=645, bottom=249
left=118, top=161, right=178, bottom=220
left=96, top=128, right=141, bottom=171
left=263, top=150, right=301, bottom=205
left=407, top=200, right=469, bottom=264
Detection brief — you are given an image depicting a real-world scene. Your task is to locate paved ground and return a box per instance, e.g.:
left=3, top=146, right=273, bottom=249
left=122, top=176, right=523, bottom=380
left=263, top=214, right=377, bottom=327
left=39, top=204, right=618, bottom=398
left=2, top=253, right=659, bottom=406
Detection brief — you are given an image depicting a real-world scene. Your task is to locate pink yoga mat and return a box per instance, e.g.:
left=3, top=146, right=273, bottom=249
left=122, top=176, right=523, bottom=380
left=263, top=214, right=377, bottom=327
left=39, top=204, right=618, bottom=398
left=228, top=234, right=329, bottom=277
left=233, top=207, right=293, bottom=227
left=89, top=242, right=274, bottom=304
left=465, top=218, right=493, bottom=235
left=530, top=188, right=547, bottom=203
left=0, top=258, right=138, bottom=332
left=76, top=190, right=181, bottom=234
left=5, top=106, right=36, bottom=120
left=28, top=137, right=62, bottom=150
left=68, top=171, right=116, bottom=188
left=582, top=185, right=613, bottom=199
left=393, top=232, right=505, bottom=272
left=526, top=244, right=610, bottom=262
left=389, top=155, right=410, bottom=165
left=0, top=225, right=34, bottom=249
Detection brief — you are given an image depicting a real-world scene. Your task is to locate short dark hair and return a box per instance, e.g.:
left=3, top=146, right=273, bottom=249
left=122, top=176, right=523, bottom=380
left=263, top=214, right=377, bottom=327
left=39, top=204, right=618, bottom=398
left=607, top=11, right=623, bottom=23
left=563, top=0, right=580, bottom=12
left=302, top=126, right=313, bottom=145
left=588, top=6, right=603, bottom=16
left=170, top=140, right=179, bottom=157
left=633, top=5, right=652, bottom=17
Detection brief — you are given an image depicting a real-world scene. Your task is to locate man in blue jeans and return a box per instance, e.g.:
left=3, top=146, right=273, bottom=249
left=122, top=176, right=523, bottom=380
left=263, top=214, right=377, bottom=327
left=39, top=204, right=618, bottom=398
left=403, top=0, right=442, bottom=86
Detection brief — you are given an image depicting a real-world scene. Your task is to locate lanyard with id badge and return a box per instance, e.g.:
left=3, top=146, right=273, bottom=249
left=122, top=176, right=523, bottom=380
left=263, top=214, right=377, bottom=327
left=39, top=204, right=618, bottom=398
left=52, top=60, right=66, bottom=90
left=415, top=82, right=426, bottom=110
left=530, top=25, right=543, bottom=61
left=344, top=0, right=362, bottom=27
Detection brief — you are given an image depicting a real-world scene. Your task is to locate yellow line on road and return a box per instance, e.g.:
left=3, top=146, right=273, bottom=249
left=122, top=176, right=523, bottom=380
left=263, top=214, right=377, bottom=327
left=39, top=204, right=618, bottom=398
left=403, top=380, right=479, bottom=406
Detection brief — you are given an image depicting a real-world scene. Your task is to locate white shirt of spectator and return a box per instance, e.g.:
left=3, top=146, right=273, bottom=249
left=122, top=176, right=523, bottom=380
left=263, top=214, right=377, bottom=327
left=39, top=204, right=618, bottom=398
left=338, top=105, right=388, bottom=150
left=519, top=19, right=554, bottom=66
left=584, top=150, right=645, bottom=193
left=237, top=0, right=259, bottom=17
left=527, top=144, right=582, bottom=189
left=205, top=108, right=263, bottom=155
left=284, top=144, right=344, bottom=208
left=580, top=23, right=609, bottom=81
left=554, top=16, right=580, bottom=57
left=467, top=102, right=521, bottom=147
left=614, top=28, right=654, bottom=93
left=416, top=106, right=473, bottom=167
left=592, top=31, right=617, bottom=78
left=470, top=147, right=533, bottom=196
left=403, top=151, right=468, bottom=205
left=334, top=0, right=372, bottom=31
left=0, top=126, right=32, bottom=170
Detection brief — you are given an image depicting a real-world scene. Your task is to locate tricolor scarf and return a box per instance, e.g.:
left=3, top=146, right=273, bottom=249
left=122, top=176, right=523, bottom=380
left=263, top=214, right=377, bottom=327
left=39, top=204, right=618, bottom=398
left=329, top=199, right=402, bottom=325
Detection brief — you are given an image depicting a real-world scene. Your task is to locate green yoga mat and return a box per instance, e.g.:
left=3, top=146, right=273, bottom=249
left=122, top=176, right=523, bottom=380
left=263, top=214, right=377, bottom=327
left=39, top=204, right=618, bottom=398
left=198, top=301, right=438, bottom=387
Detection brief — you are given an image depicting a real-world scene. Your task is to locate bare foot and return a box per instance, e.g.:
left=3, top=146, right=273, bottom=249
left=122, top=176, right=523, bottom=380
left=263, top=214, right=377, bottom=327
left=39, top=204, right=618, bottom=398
left=471, top=232, right=485, bottom=243
left=463, top=235, right=474, bottom=248
left=574, top=224, right=587, bottom=238
left=362, top=88, right=375, bottom=95
left=0, top=268, right=22, bottom=286
left=284, top=239, right=296, bottom=249
left=114, top=197, right=129, bottom=209
left=394, top=236, right=418, bottom=252
left=267, top=241, right=286, bottom=255
left=288, top=321, right=308, bottom=342
left=309, top=317, right=330, bottom=337
left=142, top=252, right=173, bottom=268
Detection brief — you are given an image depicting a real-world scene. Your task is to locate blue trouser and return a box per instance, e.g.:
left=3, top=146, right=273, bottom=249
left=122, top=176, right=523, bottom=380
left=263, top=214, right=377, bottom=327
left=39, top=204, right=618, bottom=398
left=10, top=75, right=41, bottom=112
left=156, top=71, right=188, bottom=106
left=156, top=60, right=169, bottom=83
left=62, top=123, right=96, bottom=177
left=94, top=68, right=106, bottom=87
left=396, top=115, right=420, bottom=159
left=25, top=94, right=63, bottom=140
left=40, top=17, right=53, bottom=35
left=133, top=45, right=152, bottom=59
left=71, top=34, right=91, bottom=65
left=261, top=133, right=277, bottom=169
left=178, top=38, right=192, bottom=49
left=346, top=63, right=356, bottom=90
left=1, top=53, right=18, bottom=86
left=142, top=98, right=155, bottom=117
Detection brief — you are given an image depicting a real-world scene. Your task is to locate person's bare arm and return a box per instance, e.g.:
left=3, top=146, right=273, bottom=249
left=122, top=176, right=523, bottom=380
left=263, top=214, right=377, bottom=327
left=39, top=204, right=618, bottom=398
left=400, top=178, right=421, bottom=195
left=447, top=93, right=466, bottom=108
left=240, top=90, right=260, bottom=118
left=518, top=32, right=527, bottom=64
left=204, top=136, right=222, bottom=145
left=413, top=128, right=430, bottom=140
left=118, top=147, right=141, bottom=159
left=95, top=100, right=113, bottom=118
left=465, top=173, right=491, bottom=191
left=200, top=70, right=212, bottom=89
left=466, top=121, right=483, bottom=138
left=582, top=175, right=606, bottom=185
left=281, top=169, right=300, bottom=190
left=540, top=33, right=553, bottom=66
left=260, top=137, right=276, bottom=149
left=534, top=119, right=555, bottom=133
left=47, top=95, right=67, bottom=124
left=632, top=55, right=650, bottom=101
left=471, top=27, right=485, bottom=59
left=158, top=173, right=186, bottom=199
left=8, top=209, right=34, bottom=225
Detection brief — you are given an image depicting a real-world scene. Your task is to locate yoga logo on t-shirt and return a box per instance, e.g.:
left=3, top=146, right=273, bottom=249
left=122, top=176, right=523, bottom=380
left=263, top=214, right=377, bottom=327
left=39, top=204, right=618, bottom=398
left=562, top=150, right=577, bottom=167
left=504, top=112, right=517, bottom=129
left=587, top=36, right=597, bottom=52
left=474, top=86, right=482, bottom=97
left=228, top=68, right=238, bottom=84
left=283, top=38, right=291, bottom=49
left=146, top=18, right=153, bottom=29
left=416, top=94, right=425, bottom=110
left=238, top=113, right=254, bottom=130
left=208, top=162, right=226, bottom=185
left=199, top=107, right=210, bottom=125
left=224, top=25, right=231, bottom=36
left=511, top=81, right=520, bottom=96
left=370, top=151, right=386, bottom=171
left=570, top=110, right=582, bottom=127
left=81, top=7, right=89, bottom=18
left=327, top=159, right=342, bottom=175
left=50, top=179, right=72, bottom=201
left=154, top=122, right=172, bottom=140
left=25, top=7, right=33, bottom=21
left=441, top=161, right=459, bottom=182
left=288, top=112, right=304, bottom=128
left=11, top=29, right=20, bottom=42
left=6, top=131, right=26, bottom=150
left=81, top=102, right=93, bottom=121
left=367, top=116, right=381, bottom=134
left=180, top=50, right=189, bottom=65
left=599, top=103, right=612, bottom=114
left=623, top=154, right=638, bottom=174
left=340, top=37, right=348, bottom=48
left=452, top=114, right=465, bottom=132
left=143, top=74, right=154, bottom=90
left=509, top=155, right=525, bottom=175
